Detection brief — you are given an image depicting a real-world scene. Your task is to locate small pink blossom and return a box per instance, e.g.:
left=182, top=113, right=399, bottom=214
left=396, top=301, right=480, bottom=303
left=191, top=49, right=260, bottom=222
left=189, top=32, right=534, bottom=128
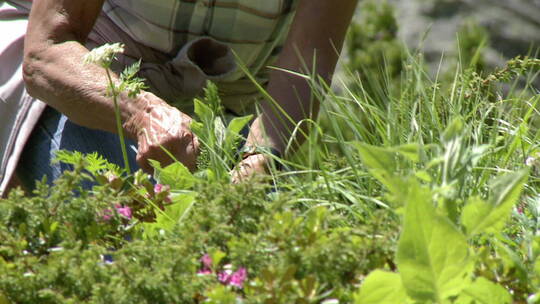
left=101, top=209, right=113, bottom=221
left=218, top=267, right=247, bottom=288
left=201, top=254, right=212, bottom=269
left=217, top=270, right=232, bottom=284
left=197, top=269, right=212, bottom=275
left=197, top=254, right=247, bottom=288
left=154, top=184, right=164, bottom=193
left=229, top=267, right=247, bottom=288
left=154, top=183, right=172, bottom=204
left=198, top=254, right=213, bottom=275
left=115, top=205, right=132, bottom=220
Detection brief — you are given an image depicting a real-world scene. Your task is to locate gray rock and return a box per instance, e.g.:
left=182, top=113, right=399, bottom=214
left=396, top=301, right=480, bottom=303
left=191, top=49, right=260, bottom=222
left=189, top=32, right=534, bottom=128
left=389, top=0, right=540, bottom=69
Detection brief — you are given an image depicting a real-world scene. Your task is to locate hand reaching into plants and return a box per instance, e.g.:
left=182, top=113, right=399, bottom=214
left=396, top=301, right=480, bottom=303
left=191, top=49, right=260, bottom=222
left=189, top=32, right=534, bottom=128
left=124, top=93, right=200, bottom=173
left=230, top=154, right=271, bottom=183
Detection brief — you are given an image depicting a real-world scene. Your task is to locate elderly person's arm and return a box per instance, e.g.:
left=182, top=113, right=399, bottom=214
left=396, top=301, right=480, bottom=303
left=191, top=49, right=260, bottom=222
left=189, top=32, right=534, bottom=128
left=233, top=0, right=358, bottom=180
left=23, top=0, right=199, bottom=172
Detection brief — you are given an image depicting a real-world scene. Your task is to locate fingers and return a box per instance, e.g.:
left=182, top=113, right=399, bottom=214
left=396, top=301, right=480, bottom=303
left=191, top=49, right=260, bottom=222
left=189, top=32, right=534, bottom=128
left=231, top=154, right=269, bottom=184
left=136, top=133, right=199, bottom=173
left=134, top=106, right=200, bottom=173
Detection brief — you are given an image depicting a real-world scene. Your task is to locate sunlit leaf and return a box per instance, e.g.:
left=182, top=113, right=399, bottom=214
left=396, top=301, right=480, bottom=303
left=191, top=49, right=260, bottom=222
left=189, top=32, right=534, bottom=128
left=461, top=170, right=528, bottom=236
left=150, top=160, right=196, bottom=190
left=455, top=277, right=512, bottom=304
left=355, top=270, right=410, bottom=304
left=397, top=181, right=471, bottom=302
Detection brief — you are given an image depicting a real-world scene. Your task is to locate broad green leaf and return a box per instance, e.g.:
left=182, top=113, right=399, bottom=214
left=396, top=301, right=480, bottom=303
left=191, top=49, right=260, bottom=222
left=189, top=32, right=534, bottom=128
left=397, top=182, right=471, bottom=302
left=354, top=143, right=408, bottom=202
left=165, top=192, right=197, bottom=223
left=355, top=142, right=397, bottom=172
left=354, top=270, right=410, bottom=304
left=461, top=170, right=528, bottom=236
left=455, top=277, right=512, bottom=304
left=150, top=160, right=196, bottom=190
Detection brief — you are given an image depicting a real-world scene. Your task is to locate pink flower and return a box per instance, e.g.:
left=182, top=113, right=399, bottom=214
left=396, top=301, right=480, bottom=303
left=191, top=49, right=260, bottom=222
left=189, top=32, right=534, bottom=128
left=217, top=270, right=232, bottom=284
left=198, top=254, right=213, bottom=275
left=218, top=267, right=247, bottom=289
left=229, top=267, right=247, bottom=288
left=154, top=184, right=164, bottom=193
left=115, top=205, right=132, bottom=220
left=201, top=254, right=212, bottom=269
left=154, top=184, right=172, bottom=204
left=101, top=209, right=113, bottom=222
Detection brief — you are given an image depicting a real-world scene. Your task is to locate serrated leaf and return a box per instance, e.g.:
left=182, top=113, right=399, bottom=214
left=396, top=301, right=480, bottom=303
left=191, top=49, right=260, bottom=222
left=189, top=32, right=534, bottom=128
left=119, top=60, right=141, bottom=82
left=455, top=277, right=512, bottom=304
left=355, top=270, right=409, bottom=304
left=461, top=170, right=528, bottom=236
left=397, top=182, right=471, bottom=302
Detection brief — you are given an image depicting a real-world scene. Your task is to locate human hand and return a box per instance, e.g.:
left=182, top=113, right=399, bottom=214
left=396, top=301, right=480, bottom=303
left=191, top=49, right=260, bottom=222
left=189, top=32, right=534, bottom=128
left=124, top=94, right=199, bottom=173
left=230, top=154, right=271, bottom=183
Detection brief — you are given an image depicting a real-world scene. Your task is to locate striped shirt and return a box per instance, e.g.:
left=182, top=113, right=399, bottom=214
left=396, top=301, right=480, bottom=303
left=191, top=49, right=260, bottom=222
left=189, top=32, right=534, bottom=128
left=103, top=0, right=298, bottom=82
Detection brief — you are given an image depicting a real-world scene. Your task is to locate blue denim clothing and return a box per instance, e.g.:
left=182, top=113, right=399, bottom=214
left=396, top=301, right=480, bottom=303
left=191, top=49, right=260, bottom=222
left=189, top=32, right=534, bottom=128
left=17, top=107, right=140, bottom=190
left=17, top=106, right=252, bottom=191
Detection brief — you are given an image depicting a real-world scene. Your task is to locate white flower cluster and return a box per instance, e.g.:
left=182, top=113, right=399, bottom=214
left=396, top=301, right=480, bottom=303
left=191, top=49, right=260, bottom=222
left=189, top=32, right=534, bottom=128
left=83, top=43, right=125, bottom=68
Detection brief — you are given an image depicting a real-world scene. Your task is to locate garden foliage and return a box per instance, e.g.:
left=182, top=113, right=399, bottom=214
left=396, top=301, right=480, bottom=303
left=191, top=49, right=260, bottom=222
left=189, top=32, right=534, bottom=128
left=2, top=2, right=540, bottom=302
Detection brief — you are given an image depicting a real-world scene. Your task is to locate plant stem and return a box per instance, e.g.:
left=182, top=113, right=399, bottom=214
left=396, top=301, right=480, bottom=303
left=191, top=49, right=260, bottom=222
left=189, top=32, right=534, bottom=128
left=105, top=68, right=131, bottom=174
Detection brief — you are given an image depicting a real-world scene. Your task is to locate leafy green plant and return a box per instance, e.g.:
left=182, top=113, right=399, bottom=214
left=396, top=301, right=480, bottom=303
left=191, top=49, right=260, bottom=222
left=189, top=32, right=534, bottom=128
left=83, top=43, right=146, bottom=173
left=2, top=31, right=540, bottom=303
left=354, top=119, right=527, bottom=304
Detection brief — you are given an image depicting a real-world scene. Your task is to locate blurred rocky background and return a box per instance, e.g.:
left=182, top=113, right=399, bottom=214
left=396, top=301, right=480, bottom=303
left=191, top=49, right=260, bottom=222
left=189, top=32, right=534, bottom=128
left=343, top=0, right=540, bottom=81
left=389, top=0, right=540, bottom=71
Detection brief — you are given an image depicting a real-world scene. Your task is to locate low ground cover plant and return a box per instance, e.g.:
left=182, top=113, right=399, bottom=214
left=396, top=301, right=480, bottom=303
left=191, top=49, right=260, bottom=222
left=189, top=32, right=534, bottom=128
left=2, top=3, right=540, bottom=302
